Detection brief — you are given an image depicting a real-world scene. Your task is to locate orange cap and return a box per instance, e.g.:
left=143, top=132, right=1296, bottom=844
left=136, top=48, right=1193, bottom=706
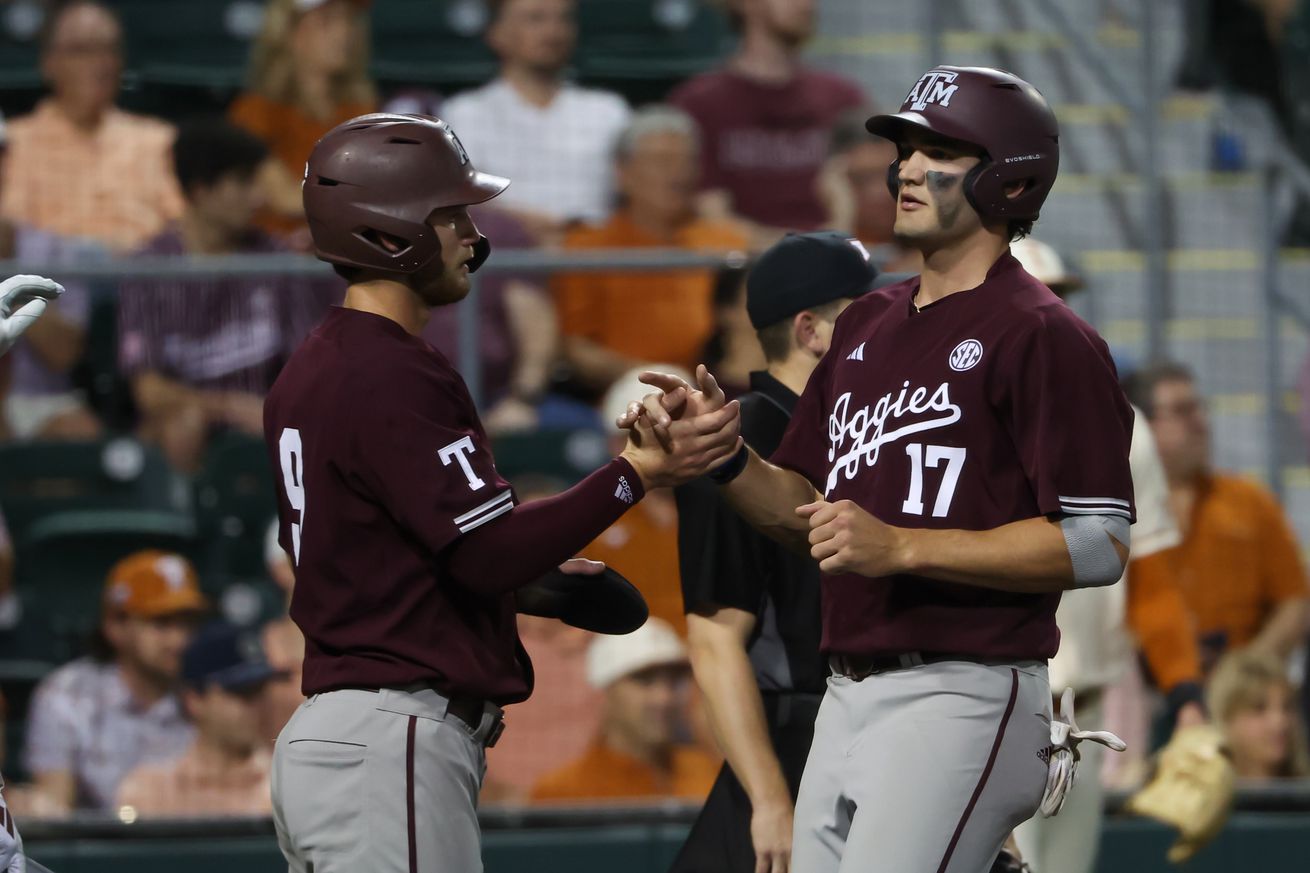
left=103, top=550, right=209, bottom=618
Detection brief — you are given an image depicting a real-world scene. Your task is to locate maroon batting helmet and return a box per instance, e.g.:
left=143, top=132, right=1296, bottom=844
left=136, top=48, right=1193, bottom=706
left=865, top=66, right=1059, bottom=224
left=302, top=113, right=509, bottom=281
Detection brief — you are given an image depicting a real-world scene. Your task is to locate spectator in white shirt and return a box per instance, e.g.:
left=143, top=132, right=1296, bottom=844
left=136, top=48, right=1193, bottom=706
left=24, top=551, right=207, bottom=813
left=441, top=0, right=630, bottom=243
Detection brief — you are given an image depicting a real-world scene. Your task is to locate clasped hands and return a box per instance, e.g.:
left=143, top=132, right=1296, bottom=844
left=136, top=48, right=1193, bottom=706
left=616, top=367, right=907, bottom=577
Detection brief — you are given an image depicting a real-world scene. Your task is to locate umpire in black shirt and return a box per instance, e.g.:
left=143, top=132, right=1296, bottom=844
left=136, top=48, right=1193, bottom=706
left=670, top=232, right=878, bottom=873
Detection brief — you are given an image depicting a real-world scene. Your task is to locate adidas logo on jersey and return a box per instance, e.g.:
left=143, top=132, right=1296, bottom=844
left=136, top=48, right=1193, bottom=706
left=614, top=476, right=635, bottom=505
left=847, top=342, right=866, bottom=361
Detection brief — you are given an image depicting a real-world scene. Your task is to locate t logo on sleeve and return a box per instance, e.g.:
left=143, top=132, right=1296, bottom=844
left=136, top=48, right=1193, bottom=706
left=439, top=436, right=486, bottom=491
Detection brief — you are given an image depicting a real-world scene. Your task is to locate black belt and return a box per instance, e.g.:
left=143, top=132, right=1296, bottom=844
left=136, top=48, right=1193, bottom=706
left=340, top=687, right=504, bottom=748
left=829, top=652, right=1005, bottom=681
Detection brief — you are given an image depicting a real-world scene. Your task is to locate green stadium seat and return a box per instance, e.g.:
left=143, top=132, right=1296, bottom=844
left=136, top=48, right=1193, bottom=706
left=575, top=0, right=730, bottom=82
left=370, top=0, right=498, bottom=89
left=491, top=429, right=609, bottom=486
left=15, top=510, right=197, bottom=661
left=0, top=438, right=188, bottom=543
left=194, top=432, right=277, bottom=580
left=116, top=0, right=261, bottom=91
left=0, top=0, right=42, bottom=92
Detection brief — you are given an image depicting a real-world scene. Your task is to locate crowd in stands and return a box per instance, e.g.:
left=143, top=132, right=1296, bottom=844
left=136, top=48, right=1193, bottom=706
left=0, top=0, right=1305, bottom=826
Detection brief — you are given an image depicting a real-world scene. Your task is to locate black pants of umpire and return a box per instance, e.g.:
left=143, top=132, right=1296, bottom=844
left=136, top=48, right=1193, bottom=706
left=669, top=691, right=823, bottom=873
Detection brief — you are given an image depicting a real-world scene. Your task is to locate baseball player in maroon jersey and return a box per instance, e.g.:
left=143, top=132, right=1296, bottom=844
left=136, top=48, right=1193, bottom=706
left=262, top=113, right=741, bottom=873
left=0, top=273, right=63, bottom=873
left=622, top=67, right=1136, bottom=873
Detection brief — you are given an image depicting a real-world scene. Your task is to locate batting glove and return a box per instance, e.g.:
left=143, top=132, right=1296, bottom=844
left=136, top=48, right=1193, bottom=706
left=0, top=275, right=63, bottom=357
left=1039, top=687, right=1127, bottom=817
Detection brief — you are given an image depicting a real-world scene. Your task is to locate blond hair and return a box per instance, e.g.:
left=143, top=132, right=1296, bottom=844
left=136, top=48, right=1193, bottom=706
left=1207, top=648, right=1310, bottom=778
left=245, top=0, right=376, bottom=111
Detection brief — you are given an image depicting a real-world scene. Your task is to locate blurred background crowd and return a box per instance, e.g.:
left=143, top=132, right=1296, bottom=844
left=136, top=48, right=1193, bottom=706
left=0, top=0, right=1308, bottom=870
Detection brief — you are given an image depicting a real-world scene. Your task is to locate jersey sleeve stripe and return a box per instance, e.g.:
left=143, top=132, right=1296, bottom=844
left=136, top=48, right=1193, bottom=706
left=1058, top=495, right=1131, bottom=507
left=457, top=500, right=515, bottom=533
left=1058, top=504, right=1133, bottom=519
left=453, top=490, right=514, bottom=525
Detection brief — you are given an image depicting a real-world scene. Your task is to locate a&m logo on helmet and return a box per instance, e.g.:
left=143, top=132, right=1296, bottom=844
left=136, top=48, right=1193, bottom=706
left=906, top=69, right=960, bottom=112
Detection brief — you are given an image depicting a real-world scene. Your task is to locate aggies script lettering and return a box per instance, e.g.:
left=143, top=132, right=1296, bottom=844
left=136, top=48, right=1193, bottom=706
left=825, top=380, right=961, bottom=496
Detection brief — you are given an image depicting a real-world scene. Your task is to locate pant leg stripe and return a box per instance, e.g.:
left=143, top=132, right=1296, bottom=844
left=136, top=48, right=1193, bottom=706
left=935, top=667, right=1020, bottom=873
left=406, top=715, right=418, bottom=873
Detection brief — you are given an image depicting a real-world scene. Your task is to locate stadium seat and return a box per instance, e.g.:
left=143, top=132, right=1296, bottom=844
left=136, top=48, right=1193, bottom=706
left=0, top=0, right=42, bottom=92
left=491, top=429, right=609, bottom=486
left=574, top=0, right=730, bottom=82
left=117, top=0, right=261, bottom=90
left=73, top=293, right=137, bottom=433
left=0, top=438, right=188, bottom=544
left=194, top=432, right=278, bottom=580
left=370, top=0, right=498, bottom=89
left=16, top=509, right=197, bottom=661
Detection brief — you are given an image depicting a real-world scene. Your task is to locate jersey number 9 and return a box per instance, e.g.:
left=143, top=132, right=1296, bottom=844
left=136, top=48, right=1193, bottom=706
left=279, top=428, right=306, bottom=565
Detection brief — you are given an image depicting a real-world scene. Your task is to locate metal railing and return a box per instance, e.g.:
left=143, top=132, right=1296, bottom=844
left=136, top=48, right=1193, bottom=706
left=0, top=247, right=753, bottom=410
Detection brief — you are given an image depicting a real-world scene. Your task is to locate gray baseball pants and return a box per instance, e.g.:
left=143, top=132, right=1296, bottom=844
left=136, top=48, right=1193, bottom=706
left=271, top=687, right=502, bottom=873
left=792, top=659, right=1052, bottom=873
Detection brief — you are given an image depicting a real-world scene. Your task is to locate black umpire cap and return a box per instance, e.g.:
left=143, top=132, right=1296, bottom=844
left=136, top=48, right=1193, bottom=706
left=746, top=231, right=878, bottom=330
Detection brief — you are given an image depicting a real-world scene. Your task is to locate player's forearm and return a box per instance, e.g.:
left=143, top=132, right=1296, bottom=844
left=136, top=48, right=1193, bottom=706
left=133, top=371, right=210, bottom=419
left=504, top=282, right=556, bottom=399
left=686, top=625, right=791, bottom=807
left=563, top=336, right=638, bottom=392
left=444, top=457, right=644, bottom=595
left=898, top=516, right=1118, bottom=593
left=721, top=451, right=818, bottom=552
left=1249, top=597, right=1309, bottom=660
left=22, top=311, right=83, bottom=373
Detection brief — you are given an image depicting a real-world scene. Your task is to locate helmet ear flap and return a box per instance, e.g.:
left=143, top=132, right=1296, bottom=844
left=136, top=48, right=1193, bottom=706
left=467, top=235, right=492, bottom=273
left=963, top=160, right=996, bottom=218
left=885, top=160, right=901, bottom=198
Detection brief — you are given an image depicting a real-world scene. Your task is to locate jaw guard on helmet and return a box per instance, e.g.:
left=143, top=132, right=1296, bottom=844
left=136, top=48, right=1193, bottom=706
left=867, top=66, right=1059, bottom=224
left=302, top=113, right=510, bottom=285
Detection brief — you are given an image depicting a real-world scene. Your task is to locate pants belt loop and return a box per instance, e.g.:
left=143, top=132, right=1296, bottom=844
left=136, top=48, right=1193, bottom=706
left=901, top=652, right=925, bottom=669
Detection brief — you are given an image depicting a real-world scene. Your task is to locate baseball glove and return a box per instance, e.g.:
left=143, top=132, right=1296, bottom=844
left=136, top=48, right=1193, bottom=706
left=516, top=566, right=648, bottom=635
left=1123, top=724, right=1235, bottom=863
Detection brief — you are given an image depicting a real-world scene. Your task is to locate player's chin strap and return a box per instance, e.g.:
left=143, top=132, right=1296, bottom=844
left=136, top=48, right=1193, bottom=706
left=1040, top=687, right=1127, bottom=818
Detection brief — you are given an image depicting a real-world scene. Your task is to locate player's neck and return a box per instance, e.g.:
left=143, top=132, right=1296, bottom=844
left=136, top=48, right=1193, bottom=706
left=192, top=732, right=255, bottom=770
left=344, top=281, right=431, bottom=335
left=914, top=235, right=1009, bottom=308
left=601, top=722, right=672, bottom=771
left=729, top=27, right=800, bottom=84
left=179, top=211, right=240, bottom=255
left=768, top=355, right=814, bottom=397
left=115, top=661, right=174, bottom=709
left=501, top=64, right=563, bottom=108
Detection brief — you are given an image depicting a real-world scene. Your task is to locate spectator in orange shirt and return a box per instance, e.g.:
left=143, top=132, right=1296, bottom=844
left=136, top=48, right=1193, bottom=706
left=530, top=618, right=718, bottom=803
left=116, top=621, right=284, bottom=818
left=0, top=1, right=183, bottom=251
left=578, top=368, right=690, bottom=637
left=553, top=106, right=749, bottom=395
left=229, top=0, right=376, bottom=244
left=1207, top=649, right=1309, bottom=781
left=1124, top=362, right=1310, bottom=672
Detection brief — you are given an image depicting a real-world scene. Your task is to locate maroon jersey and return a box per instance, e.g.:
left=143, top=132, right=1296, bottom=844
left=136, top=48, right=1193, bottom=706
left=669, top=69, right=866, bottom=229
left=264, top=307, right=530, bottom=702
left=771, top=252, right=1135, bottom=660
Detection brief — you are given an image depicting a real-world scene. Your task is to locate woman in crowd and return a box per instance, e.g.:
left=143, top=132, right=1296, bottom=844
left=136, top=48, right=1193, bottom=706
left=229, top=0, right=376, bottom=245
left=1207, top=649, right=1310, bottom=780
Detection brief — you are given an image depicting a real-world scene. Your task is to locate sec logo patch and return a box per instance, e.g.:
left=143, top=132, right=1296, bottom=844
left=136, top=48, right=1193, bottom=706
left=949, top=339, right=984, bottom=372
